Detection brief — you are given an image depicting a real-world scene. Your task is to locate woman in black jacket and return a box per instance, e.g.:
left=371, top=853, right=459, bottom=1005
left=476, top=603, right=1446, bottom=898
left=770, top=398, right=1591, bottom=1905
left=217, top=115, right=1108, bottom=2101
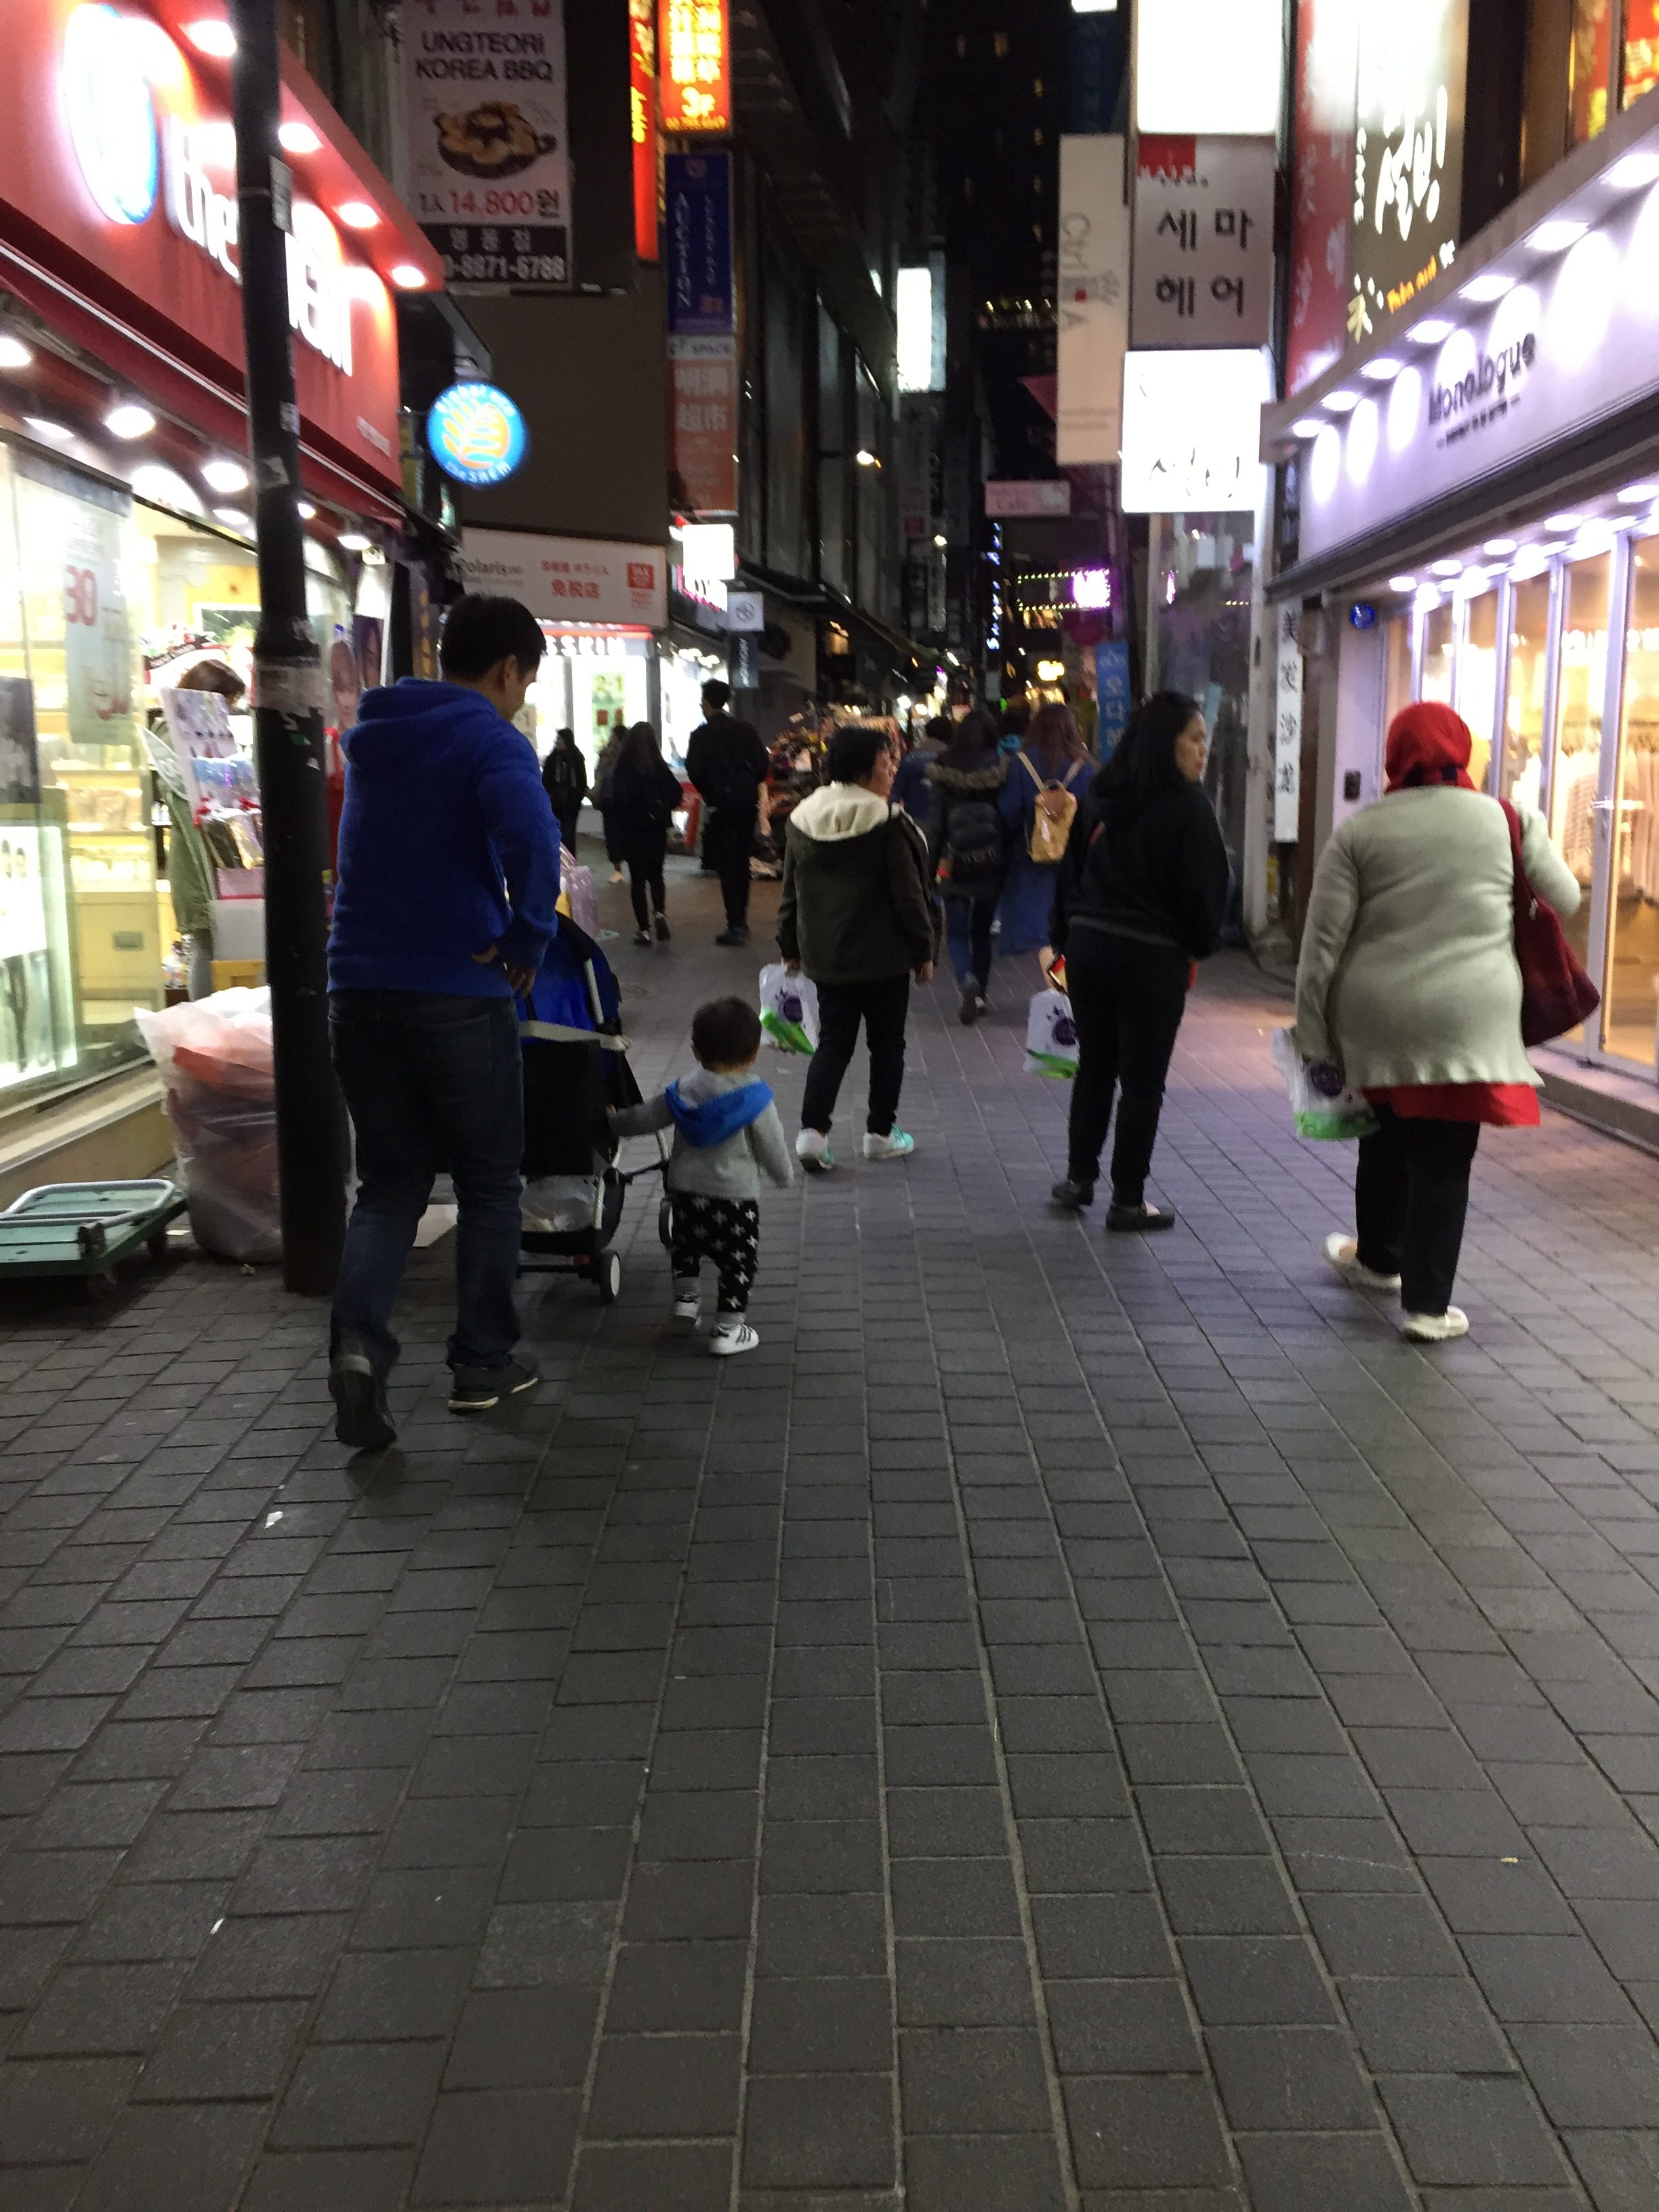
left=607, top=721, right=684, bottom=944
left=926, top=709, right=1009, bottom=1024
left=1048, top=691, right=1229, bottom=1230
left=541, top=728, right=588, bottom=854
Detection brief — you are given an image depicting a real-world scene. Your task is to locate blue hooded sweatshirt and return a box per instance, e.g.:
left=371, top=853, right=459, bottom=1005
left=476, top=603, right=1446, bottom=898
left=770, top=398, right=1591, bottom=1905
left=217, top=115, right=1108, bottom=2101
left=665, top=1078, right=773, bottom=1147
left=330, top=679, right=562, bottom=998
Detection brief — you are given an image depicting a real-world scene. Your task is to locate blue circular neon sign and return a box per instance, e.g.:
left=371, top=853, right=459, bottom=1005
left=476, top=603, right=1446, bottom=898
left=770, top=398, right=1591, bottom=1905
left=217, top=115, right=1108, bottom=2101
left=426, top=382, right=528, bottom=487
left=63, top=4, right=159, bottom=228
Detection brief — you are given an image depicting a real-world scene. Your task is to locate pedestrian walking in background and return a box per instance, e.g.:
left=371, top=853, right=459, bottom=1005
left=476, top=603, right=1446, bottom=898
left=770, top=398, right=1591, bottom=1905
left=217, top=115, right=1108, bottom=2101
left=541, top=726, right=588, bottom=855
left=327, top=593, right=562, bottom=1448
left=927, top=707, right=1009, bottom=1024
left=1000, top=700, right=1093, bottom=954
left=1048, top=690, right=1228, bottom=1231
left=779, top=722, right=937, bottom=1173
left=611, top=996, right=793, bottom=1356
left=608, top=720, right=682, bottom=945
left=687, top=678, right=769, bottom=945
left=1294, top=701, right=1580, bottom=1343
left=592, top=725, right=628, bottom=884
left=892, top=712, right=949, bottom=838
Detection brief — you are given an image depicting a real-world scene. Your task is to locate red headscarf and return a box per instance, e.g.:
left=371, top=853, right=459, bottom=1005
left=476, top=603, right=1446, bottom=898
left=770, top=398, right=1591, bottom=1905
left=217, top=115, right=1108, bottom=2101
left=1385, top=701, right=1476, bottom=793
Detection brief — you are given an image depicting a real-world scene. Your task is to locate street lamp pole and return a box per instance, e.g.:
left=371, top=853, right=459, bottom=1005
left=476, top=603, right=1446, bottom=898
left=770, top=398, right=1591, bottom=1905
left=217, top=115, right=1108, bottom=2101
left=228, top=0, right=346, bottom=1295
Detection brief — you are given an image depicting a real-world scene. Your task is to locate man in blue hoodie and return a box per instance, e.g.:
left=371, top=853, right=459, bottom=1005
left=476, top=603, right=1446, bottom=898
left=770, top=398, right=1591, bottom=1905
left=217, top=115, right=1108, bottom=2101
left=327, top=594, right=562, bottom=1448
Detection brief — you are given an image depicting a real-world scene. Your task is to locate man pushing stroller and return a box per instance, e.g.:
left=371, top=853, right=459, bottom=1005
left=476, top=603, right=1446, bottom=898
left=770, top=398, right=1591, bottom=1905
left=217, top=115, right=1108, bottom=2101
left=611, top=997, right=792, bottom=1355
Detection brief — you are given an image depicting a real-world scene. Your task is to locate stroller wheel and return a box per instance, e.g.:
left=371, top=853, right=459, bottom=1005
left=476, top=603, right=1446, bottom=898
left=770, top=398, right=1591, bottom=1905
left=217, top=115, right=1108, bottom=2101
left=657, top=1196, right=673, bottom=1250
left=596, top=1250, right=622, bottom=1303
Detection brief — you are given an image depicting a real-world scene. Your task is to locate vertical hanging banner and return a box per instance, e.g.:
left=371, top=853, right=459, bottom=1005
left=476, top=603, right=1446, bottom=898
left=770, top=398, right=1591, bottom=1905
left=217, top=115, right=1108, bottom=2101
left=1056, top=135, right=1131, bottom=467
left=629, top=0, right=659, bottom=261
left=659, top=0, right=731, bottom=134
left=1274, top=607, right=1303, bottom=840
left=665, top=153, right=733, bottom=331
left=1287, top=0, right=1359, bottom=392
left=666, top=151, right=735, bottom=514
left=403, top=0, right=571, bottom=288
left=668, top=338, right=738, bottom=513
left=1348, top=0, right=1468, bottom=342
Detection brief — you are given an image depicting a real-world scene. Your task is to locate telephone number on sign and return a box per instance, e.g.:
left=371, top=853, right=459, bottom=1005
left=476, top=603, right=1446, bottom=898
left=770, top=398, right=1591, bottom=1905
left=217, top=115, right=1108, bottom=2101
left=444, top=252, right=569, bottom=283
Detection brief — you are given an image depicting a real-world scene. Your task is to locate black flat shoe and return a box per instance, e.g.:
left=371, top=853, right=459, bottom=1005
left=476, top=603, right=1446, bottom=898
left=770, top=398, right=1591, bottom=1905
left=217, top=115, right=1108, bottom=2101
left=654, top=913, right=671, bottom=942
left=1050, top=1177, right=1094, bottom=1210
left=714, top=926, right=750, bottom=946
left=1107, top=1201, right=1177, bottom=1233
left=329, top=1351, right=396, bottom=1451
left=632, top=928, right=653, bottom=947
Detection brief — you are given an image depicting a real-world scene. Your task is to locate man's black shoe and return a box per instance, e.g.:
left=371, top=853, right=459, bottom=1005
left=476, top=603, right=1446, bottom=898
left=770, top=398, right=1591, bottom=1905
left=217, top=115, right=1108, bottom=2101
left=330, top=1349, right=396, bottom=1451
left=1050, top=1177, right=1094, bottom=1211
left=714, top=926, right=750, bottom=946
left=449, top=1359, right=541, bottom=1414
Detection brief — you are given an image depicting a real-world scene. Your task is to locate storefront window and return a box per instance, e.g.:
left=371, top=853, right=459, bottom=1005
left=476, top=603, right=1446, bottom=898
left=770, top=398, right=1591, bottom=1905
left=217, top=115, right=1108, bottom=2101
left=1549, top=550, right=1610, bottom=972
left=1420, top=602, right=1454, bottom=704
left=529, top=633, right=654, bottom=783
left=1603, top=533, right=1659, bottom=1065
left=1458, top=591, right=1500, bottom=792
left=1500, top=573, right=1551, bottom=813
left=1570, top=0, right=1616, bottom=144
left=1624, top=1, right=1659, bottom=108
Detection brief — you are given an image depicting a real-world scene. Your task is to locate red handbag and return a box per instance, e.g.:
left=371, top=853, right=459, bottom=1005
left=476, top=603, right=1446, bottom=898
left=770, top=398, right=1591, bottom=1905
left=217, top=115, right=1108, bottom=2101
left=1498, top=798, right=1599, bottom=1047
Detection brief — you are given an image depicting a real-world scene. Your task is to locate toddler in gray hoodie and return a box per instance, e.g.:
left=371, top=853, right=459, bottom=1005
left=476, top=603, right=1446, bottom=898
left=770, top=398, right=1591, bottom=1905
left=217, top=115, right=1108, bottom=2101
left=611, top=997, right=793, bottom=1355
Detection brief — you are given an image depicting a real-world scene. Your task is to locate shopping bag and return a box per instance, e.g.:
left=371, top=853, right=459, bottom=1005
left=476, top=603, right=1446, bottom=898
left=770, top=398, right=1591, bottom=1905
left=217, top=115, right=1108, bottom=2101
left=1271, top=1027, right=1378, bottom=1141
left=136, top=989, right=281, bottom=1261
left=1024, top=988, right=1079, bottom=1078
left=758, top=963, right=819, bottom=1054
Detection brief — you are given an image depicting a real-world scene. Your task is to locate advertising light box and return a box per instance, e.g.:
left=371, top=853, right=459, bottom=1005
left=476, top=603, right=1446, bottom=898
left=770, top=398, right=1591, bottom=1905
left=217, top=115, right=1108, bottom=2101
left=1120, top=348, right=1271, bottom=514
left=1134, top=0, right=1284, bottom=137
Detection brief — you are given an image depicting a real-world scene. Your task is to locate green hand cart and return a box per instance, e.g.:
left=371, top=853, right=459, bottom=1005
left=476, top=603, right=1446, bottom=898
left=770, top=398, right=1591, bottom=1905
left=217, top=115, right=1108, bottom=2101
left=0, top=1180, right=187, bottom=1299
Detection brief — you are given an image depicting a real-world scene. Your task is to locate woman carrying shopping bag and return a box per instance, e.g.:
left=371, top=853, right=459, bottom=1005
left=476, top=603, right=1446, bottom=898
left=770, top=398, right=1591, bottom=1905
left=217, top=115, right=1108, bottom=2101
left=926, top=708, right=1010, bottom=1023
left=1047, top=692, right=1228, bottom=1230
left=1294, top=701, right=1581, bottom=1343
left=998, top=701, right=1093, bottom=955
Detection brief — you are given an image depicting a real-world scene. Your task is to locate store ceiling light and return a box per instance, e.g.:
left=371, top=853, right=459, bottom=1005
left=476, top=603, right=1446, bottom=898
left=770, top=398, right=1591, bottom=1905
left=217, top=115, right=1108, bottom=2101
left=390, top=263, right=427, bottom=289
left=278, top=121, right=321, bottom=155
left=0, top=335, right=33, bottom=370
left=1607, top=149, right=1659, bottom=190
left=1461, top=270, right=1515, bottom=303
left=855, top=447, right=880, bottom=467
left=130, top=464, right=203, bottom=512
left=297, top=499, right=316, bottom=520
left=336, top=202, right=379, bottom=230
left=1290, top=415, right=1324, bottom=438
left=1545, top=511, right=1584, bottom=531
left=1619, top=483, right=1659, bottom=503
left=933, top=533, right=947, bottom=548
left=1483, top=537, right=1519, bottom=556
left=1528, top=216, right=1588, bottom=253
left=202, top=458, right=249, bottom=494
left=104, top=402, right=155, bottom=438
left=1324, top=389, right=1360, bottom=413
left=1410, top=317, right=1455, bottom=345
left=1388, top=574, right=1417, bottom=591
left=1360, top=357, right=1402, bottom=382
left=213, top=507, right=252, bottom=532
left=337, top=531, right=371, bottom=551
left=1430, top=557, right=1464, bottom=576
left=24, top=416, right=73, bottom=445
left=185, top=18, right=236, bottom=54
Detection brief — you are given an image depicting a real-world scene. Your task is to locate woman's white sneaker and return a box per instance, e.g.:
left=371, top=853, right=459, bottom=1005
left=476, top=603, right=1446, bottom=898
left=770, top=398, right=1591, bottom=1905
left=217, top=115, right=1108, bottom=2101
left=1401, top=1307, right=1469, bottom=1343
left=863, top=1128, right=916, bottom=1161
left=1322, top=1232, right=1401, bottom=1292
left=711, top=1320, right=760, bottom=1356
left=796, top=1128, right=835, bottom=1173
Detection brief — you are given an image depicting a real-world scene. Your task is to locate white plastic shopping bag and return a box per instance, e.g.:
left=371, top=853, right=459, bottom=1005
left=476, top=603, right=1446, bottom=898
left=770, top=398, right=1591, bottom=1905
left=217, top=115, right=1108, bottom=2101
left=1024, top=988, right=1079, bottom=1078
left=1271, top=1027, right=1378, bottom=1141
left=758, top=963, right=819, bottom=1054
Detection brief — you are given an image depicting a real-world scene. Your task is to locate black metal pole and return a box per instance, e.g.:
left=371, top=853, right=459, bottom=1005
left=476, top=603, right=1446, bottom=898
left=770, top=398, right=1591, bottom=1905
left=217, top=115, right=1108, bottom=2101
left=229, top=0, right=346, bottom=1295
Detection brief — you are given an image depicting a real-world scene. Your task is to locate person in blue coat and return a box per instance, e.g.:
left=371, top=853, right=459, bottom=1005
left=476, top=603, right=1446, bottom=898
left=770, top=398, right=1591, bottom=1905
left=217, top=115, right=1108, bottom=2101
left=998, top=701, right=1093, bottom=956
left=327, top=594, right=562, bottom=1450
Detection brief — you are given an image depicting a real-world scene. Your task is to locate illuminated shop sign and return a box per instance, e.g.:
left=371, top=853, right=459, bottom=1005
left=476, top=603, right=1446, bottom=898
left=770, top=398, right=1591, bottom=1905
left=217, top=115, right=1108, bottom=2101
left=659, top=0, right=729, bottom=134
left=58, top=3, right=357, bottom=377
left=1347, top=1, right=1469, bottom=341
left=427, top=382, right=528, bottom=486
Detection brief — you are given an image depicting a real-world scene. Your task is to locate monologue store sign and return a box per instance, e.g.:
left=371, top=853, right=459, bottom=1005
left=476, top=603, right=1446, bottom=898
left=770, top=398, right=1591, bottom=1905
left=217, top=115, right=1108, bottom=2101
left=1298, top=167, right=1659, bottom=561
left=459, top=528, right=668, bottom=629
left=403, top=0, right=571, bottom=288
left=0, top=0, right=404, bottom=489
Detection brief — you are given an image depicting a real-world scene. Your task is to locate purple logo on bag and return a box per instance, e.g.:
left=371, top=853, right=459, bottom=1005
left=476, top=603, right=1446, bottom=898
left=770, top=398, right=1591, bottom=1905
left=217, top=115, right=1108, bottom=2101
left=1052, top=1014, right=1077, bottom=1048
left=780, top=992, right=803, bottom=1023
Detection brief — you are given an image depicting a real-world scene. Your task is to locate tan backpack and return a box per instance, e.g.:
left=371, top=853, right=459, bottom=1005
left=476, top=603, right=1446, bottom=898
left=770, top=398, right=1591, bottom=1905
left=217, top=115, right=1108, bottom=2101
left=1020, top=753, right=1078, bottom=863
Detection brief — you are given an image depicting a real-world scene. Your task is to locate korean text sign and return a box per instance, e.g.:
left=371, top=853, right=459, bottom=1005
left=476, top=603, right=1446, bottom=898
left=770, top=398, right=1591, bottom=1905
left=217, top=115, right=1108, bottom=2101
left=1131, top=138, right=1275, bottom=349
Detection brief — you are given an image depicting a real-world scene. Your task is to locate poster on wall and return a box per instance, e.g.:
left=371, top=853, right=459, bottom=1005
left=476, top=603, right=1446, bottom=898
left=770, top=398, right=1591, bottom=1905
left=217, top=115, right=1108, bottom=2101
left=0, top=680, right=41, bottom=807
left=62, top=518, right=134, bottom=753
left=402, top=0, right=571, bottom=289
left=1288, top=0, right=1359, bottom=392
left=1348, top=0, right=1468, bottom=344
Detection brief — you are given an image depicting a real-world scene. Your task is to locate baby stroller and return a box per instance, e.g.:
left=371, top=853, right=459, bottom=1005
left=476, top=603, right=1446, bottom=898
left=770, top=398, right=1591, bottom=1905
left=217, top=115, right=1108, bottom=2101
left=518, top=921, right=665, bottom=1300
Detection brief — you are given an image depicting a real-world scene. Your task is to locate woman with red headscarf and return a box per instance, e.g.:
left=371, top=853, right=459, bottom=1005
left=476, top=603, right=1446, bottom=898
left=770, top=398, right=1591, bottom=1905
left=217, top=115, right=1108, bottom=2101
left=1293, top=701, right=1580, bottom=1342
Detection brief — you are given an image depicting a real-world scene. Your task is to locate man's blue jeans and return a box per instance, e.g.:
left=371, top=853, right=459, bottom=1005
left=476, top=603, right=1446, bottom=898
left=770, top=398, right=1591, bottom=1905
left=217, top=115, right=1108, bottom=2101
left=329, top=991, right=524, bottom=1376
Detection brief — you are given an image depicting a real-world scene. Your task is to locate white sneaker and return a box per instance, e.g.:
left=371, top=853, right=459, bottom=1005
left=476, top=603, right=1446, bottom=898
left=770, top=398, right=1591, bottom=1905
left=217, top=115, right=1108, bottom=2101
left=1323, top=1232, right=1402, bottom=1292
left=863, top=1128, right=916, bottom=1162
left=1401, top=1307, right=1469, bottom=1343
left=672, top=1284, right=701, bottom=1324
left=796, top=1128, right=835, bottom=1173
left=711, top=1319, right=760, bottom=1356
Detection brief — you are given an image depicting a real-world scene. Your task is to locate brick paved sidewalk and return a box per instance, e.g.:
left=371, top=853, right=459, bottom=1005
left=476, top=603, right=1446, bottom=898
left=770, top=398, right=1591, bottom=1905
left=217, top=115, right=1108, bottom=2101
left=3, top=855, right=1659, bottom=2209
